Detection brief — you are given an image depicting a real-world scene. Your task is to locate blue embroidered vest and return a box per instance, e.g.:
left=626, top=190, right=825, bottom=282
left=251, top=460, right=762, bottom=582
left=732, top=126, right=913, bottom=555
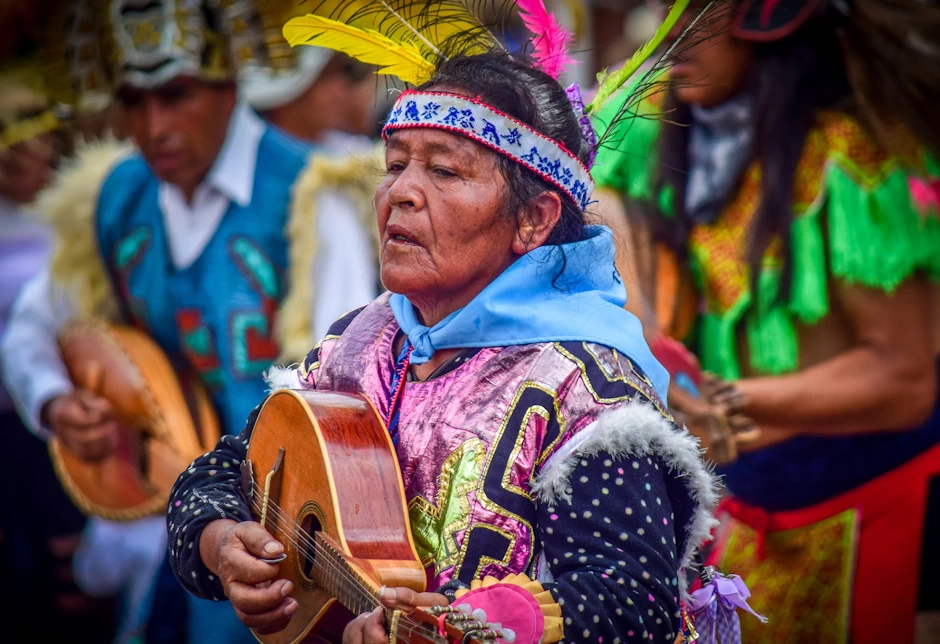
left=95, top=128, right=309, bottom=434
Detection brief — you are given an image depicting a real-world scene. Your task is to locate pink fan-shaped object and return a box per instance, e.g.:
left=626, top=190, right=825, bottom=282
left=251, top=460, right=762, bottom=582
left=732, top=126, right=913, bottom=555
left=453, top=584, right=544, bottom=644
left=517, top=0, right=575, bottom=80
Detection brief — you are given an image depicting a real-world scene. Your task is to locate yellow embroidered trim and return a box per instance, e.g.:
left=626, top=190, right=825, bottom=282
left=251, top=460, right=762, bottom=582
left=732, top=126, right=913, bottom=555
left=408, top=438, right=485, bottom=573
left=554, top=342, right=669, bottom=417
left=455, top=523, right=521, bottom=583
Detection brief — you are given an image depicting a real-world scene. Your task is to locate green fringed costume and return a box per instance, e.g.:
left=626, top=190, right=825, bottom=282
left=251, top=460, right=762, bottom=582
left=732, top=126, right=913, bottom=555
left=592, top=91, right=940, bottom=381
left=591, top=88, right=940, bottom=644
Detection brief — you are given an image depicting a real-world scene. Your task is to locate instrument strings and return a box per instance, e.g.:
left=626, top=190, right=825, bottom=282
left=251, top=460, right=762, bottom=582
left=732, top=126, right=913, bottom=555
left=246, top=497, right=432, bottom=644
left=246, top=495, right=445, bottom=644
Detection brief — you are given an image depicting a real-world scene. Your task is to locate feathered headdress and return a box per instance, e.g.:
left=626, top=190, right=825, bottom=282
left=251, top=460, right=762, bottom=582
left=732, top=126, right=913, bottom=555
left=281, top=0, right=718, bottom=207
left=283, top=0, right=503, bottom=85
left=515, top=0, right=575, bottom=80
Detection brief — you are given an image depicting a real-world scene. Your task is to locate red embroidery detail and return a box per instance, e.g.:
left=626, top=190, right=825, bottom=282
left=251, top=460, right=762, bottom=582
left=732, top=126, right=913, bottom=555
left=244, top=297, right=280, bottom=365
left=176, top=309, right=223, bottom=376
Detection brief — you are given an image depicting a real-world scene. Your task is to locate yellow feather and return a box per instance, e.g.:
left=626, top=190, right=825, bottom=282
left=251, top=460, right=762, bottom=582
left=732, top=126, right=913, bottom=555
left=283, top=14, right=434, bottom=86
left=305, top=1, right=403, bottom=39
left=410, top=1, right=492, bottom=52
left=304, top=0, right=493, bottom=56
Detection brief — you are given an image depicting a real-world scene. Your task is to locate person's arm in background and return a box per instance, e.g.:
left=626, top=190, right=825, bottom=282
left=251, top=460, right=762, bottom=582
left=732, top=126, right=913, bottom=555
left=1, top=268, right=118, bottom=455
left=595, top=189, right=761, bottom=462
left=726, top=277, right=937, bottom=435
left=2, top=268, right=76, bottom=437
left=311, top=190, right=377, bottom=341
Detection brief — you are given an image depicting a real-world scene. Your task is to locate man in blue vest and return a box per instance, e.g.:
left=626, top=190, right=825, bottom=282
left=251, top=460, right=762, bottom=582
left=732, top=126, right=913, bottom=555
left=0, top=0, right=379, bottom=640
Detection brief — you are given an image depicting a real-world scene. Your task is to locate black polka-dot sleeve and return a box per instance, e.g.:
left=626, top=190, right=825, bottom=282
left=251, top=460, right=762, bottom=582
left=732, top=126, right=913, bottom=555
left=166, top=406, right=259, bottom=600
left=538, top=453, right=683, bottom=643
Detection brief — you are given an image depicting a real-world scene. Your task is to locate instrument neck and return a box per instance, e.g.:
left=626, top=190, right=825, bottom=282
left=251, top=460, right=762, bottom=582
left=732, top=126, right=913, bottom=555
left=311, top=535, right=383, bottom=617
left=310, top=537, right=448, bottom=644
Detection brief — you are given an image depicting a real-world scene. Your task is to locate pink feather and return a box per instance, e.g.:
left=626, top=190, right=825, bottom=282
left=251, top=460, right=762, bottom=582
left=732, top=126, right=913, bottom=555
left=516, top=0, right=575, bottom=80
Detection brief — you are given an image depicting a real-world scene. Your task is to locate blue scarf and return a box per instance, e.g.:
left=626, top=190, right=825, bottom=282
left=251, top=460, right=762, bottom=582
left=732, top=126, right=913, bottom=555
left=389, top=225, right=670, bottom=401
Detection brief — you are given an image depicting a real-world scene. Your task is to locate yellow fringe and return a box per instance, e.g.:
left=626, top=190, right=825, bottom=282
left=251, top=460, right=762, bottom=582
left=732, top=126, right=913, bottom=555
left=32, top=138, right=133, bottom=321
left=276, top=144, right=384, bottom=363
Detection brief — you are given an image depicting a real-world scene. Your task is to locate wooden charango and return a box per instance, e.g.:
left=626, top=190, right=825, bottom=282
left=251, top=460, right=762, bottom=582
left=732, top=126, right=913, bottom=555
left=244, top=388, right=564, bottom=643
left=51, top=322, right=220, bottom=520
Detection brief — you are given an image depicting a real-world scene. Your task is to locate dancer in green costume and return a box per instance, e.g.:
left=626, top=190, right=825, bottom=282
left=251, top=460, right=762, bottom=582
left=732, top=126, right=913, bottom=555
left=591, top=0, right=940, bottom=641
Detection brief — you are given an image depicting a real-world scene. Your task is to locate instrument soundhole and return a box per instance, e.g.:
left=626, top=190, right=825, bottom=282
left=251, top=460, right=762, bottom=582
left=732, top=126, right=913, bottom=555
left=299, top=513, right=322, bottom=581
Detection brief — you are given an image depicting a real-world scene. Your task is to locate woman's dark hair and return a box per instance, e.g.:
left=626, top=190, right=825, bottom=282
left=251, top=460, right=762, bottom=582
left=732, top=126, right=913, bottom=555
left=654, top=9, right=851, bottom=298
left=418, top=50, right=590, bottom=250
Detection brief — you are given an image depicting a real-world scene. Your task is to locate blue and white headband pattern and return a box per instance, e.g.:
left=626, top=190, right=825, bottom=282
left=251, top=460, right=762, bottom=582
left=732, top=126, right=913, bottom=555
left=382, top=90, right=594, bottom=211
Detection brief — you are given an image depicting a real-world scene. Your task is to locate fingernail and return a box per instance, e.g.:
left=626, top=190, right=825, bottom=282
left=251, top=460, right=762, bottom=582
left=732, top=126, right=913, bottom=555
left=281, top=580, right=293, bottom=597
left=284, top=599, right=297, bottom=616
left=264, top=542, right=280, bottom=554
left=381, top=587, right=397, bottom=602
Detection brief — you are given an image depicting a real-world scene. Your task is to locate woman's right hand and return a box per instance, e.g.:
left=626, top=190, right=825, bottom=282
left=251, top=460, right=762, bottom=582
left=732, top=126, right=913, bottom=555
left=201, top=519, right=298, bottom=634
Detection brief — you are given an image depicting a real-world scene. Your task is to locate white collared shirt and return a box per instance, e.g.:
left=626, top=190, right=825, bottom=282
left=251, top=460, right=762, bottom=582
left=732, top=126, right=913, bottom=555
left=1, top=106, right=377, bottom=437
left=159, top=103, right=263, bottom=269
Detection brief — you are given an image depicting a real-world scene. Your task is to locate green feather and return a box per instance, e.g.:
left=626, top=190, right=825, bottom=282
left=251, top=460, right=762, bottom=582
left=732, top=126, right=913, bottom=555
left=586, top=0, right=689, bottom=114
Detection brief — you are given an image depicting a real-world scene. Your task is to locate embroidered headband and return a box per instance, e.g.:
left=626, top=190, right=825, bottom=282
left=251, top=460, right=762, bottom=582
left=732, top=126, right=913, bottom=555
left=382, top=90, right=594, bottom=211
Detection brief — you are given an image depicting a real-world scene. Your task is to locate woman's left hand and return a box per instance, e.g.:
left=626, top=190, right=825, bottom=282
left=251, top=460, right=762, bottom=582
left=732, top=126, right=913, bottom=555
left=342, top=587, right=449, bottom=644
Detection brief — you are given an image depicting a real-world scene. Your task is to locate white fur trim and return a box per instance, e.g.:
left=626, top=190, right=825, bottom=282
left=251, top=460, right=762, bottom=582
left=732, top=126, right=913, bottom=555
left=263, top=365, right=302, bottom=393
left=531, top=400, right=721, bottom=600
left=275, top=145, right=383, bottom=363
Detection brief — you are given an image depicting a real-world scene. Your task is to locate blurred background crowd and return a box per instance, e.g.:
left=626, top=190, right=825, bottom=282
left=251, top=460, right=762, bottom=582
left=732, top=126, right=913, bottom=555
left=0, top=0, right=938, bottom=642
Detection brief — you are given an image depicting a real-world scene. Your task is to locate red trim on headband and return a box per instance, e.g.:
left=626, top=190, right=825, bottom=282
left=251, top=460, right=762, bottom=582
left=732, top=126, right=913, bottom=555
left=382, top=89, right=592, bottom=177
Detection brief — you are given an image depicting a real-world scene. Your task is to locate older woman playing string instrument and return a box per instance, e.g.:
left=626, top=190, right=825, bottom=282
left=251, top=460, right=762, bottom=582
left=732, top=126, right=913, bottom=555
left=166, top=2, right=730, bottom=642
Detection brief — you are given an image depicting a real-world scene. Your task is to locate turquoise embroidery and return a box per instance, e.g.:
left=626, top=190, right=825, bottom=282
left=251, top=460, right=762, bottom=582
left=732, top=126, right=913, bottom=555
left=114, top=227, right=150, bottom=270
left=229, top=236, right=281, bottom=377
left=231, top=237, right=279, bottom=298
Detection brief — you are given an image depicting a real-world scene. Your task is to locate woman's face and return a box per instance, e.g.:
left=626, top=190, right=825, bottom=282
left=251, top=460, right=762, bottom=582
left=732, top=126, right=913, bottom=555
left=376, top=128, right=519, bottom=314
left=667, top=7, right=753, bottom=108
